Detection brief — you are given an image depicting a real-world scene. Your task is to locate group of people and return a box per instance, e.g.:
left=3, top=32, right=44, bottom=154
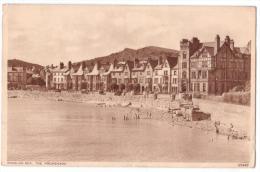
left=214, top=121, right=236, bottom=140
left=111, top=108, right=153, bottom=121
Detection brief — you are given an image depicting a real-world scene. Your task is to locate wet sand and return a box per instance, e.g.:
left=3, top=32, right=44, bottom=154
left=7, top=90, right=251, bottom=140
left=7, top=97, right=252, bottom=163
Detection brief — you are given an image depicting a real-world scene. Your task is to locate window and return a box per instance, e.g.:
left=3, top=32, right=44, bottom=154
left=198, top=71, right=202, bottom=78
left=125, top=72, right=128, bottom=76
left=8, top=73, right=11, bottom=81
left=174, top=70, right=177, bottom=75
left=182, top=71, right=187, bottom=78
left=183, top=52, right=187, bottom=59
left=173, top=78, right=177, bottom=84
left=222, top=61, right=225, bottom=68
left=197, top=83, right=200, bottom=92
left=203, top=83, right=206, bottom=92
left=202, top=71, right=207, bottom=79
left=202, top=51, right=208, bottom=58
left=155, top=71, right=158, bottom=76
left=182, top=62, right=187, bottom=68
left=139, top=78, right=143, bottom=83
left=147, top=71, right=151, bottom=75
left=222, top=71, right=225, bottom=79
left=154, top=78, right=158, bottom=84
left=202, top=61, right=208, bottom=67
left=190, top=83, right=193, bottom=91
left=119, top=73, right=121, bottom=76
left=164, top=71, right=168, bottom=76
left=132, top=72, right=135, bottom=76
left=190, top=62, right=195, bottom=68
left=191, top=71, right=196, bottom=79
left=61, top=78, right=63, bottom=82
left=140, top=72, right=142, bottom=76
left=118, top=79, right=121, bottom=84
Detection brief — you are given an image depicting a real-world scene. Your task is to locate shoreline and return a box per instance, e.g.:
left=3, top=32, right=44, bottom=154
left=7, top=90, right=250, bottom=141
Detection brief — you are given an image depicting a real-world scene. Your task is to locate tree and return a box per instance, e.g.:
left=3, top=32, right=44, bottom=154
left=119, top=83, right=125, bottom=91
left=126, top=83, right=133, bottom=92
left=82, top=61, right=86, bottom=69
left=68, top=61, right=72, bottom=69
left=27, top=77, right=33, bottom=85
left=109, top=83, right=119, bottom=92
left=133, top=83, right=140, bottom=94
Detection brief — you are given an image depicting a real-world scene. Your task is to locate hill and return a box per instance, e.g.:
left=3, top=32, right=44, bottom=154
left=75, top=46, right=179, bottom=67
left=8, top=59, right=43, bottom=70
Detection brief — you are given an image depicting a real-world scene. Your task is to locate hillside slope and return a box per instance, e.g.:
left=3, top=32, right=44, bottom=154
left=8, top=59, right=43, bottom=70
left=75, top=46, right=179, bottom=66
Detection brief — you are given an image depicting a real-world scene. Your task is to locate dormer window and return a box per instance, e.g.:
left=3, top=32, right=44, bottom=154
left=183, top=52, right=187, bottom=59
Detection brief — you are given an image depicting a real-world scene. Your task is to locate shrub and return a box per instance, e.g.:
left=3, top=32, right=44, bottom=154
left=193, top=92, right=202, bottom=99
left=223, top=92, right=250, bottom=105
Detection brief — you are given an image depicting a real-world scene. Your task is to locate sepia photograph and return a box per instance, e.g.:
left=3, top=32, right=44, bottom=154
left=1, top=4, right=256, bottom=168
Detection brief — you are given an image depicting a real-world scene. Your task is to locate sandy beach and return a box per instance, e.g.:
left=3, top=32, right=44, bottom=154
left=7, top=90, right=252, bottom=140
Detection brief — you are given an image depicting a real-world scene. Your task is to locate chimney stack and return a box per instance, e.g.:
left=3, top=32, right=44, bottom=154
left=158, top=56, right=162, bottom=66
left=230, top=39, right=234, bottom=50
left=215, top=34, right=220, bottom=54
left=134, top=58, right=139, bottom=68
left=68, top=61, right=72, bottom=70
left=225, top=35, right=230, bottom=45
left=60, top=62, right=64, bottom=69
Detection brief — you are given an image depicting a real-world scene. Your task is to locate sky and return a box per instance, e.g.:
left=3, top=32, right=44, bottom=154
left=3, top=5, right=255, bottom=66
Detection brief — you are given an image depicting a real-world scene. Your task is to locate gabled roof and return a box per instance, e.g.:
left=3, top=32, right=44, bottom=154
left=86, top=63, right=100, bottom=76
left=112, top=60, right=133, bottom=73
left=148, top=59, right=158, bottom=69
left=51, top=66, right=70, bottom=73
left=72, top=64, right=84, bottom=76
left=166, top=56, right=178, bottom=68
left=202, top=41, right=224, bottom=48
left=191, top=46, right=215, bottom=58
left=101, top=63, right=114, bottom=76
left=8, top=67, right=25, bottom=73
left=132, top=60, right=147, bottom=72
left=154, top=55, right=178, bottom=69
left=64, top=68, right=75, bottom=76
left=234, top=47, right=250, bottom=55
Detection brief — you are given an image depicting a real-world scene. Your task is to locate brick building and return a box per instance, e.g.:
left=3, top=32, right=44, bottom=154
left=100, top=63, right=114, bottom=91
left=111, top=60, right=133, bottom=86
left=86, top=62, right=101, bottom=91
left=71, top=63, right=89, bottom=91
left=179, top=35, right=251, bottom=95
left=152, top=55, right=178, bottom=93
left=51, top=62, right=73, bottom=90
left=131, top=58, right=157, bottom=92
left=7, top=67, right=27, bottom=89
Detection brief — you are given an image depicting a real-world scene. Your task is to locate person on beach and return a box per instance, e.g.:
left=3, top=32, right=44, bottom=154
left=228, top=123, right=234, bottom=140
left=214, top=121, right=220, bottom=134
left=171, top=92, right=176, bottom=102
